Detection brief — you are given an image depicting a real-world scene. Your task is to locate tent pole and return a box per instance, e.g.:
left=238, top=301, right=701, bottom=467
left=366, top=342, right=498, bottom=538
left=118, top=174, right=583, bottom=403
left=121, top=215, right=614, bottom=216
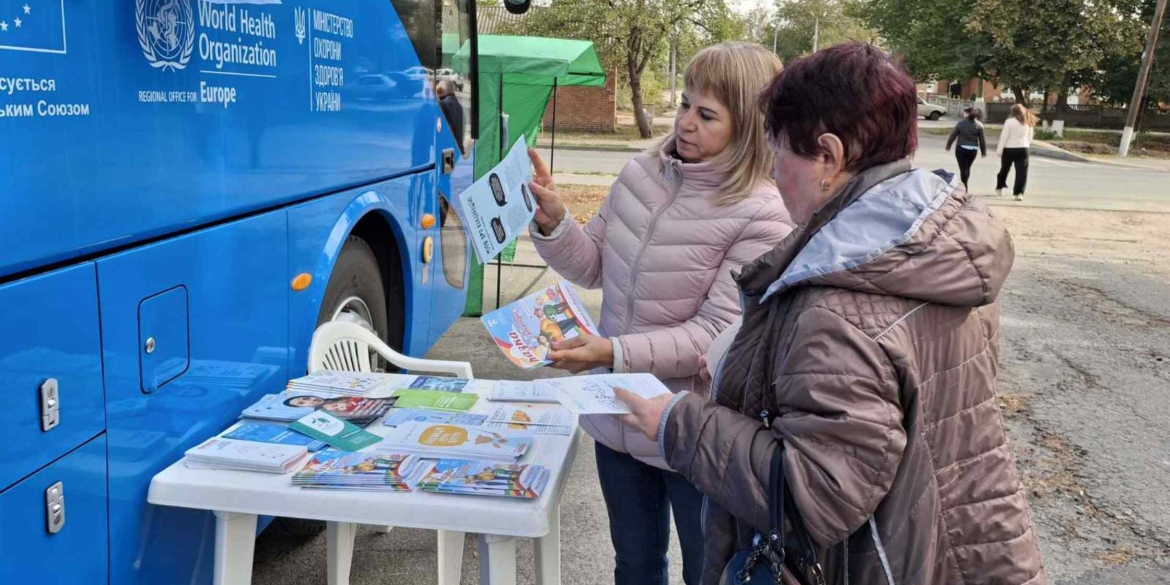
left=496, top=73, right=505, bottom=310
left=551, top=78, right=558, bottom=174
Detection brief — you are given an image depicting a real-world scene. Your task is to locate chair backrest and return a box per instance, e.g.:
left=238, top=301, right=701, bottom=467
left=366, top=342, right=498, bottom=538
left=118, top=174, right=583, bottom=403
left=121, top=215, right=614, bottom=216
left=308, top=321, right=474, bottom=379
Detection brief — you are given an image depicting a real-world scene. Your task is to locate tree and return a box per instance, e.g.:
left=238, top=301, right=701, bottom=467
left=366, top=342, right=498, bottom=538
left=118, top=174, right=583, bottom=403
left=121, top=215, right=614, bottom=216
left=763, top=0, right=878, bottom=65
left=521, top=0, right=736, bottom=138
left=1093, top=0, right=1170, bottom=108
left=856, top=0, right=993, bottom=82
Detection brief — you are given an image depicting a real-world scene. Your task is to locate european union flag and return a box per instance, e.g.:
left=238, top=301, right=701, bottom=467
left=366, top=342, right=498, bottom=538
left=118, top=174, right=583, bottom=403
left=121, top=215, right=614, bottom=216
left=0, top=0, right=67, bottom=54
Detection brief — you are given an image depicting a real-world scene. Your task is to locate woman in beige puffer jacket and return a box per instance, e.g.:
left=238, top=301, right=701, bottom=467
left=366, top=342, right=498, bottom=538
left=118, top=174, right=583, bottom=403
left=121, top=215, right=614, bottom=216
left=526, top=42, right=793, bottom=585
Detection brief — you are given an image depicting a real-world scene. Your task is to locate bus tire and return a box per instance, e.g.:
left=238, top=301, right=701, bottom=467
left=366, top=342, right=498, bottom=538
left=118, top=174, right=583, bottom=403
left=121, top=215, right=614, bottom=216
left=269, top=236, right=392, bottom=539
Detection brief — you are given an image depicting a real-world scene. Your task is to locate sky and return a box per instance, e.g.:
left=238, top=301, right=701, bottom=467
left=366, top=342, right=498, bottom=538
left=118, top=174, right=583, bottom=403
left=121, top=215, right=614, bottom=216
left=730, top=0, right=773, bottom=16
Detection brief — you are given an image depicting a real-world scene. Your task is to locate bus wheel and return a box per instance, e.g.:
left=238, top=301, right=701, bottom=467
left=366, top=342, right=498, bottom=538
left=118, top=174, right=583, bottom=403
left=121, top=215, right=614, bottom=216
left=270, top=236, right=391, bottom=539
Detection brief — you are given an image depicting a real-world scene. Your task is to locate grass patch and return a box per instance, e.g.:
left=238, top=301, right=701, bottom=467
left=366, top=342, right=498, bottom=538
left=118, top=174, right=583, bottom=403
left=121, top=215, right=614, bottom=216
left=560, top=184, right=610, bottom=225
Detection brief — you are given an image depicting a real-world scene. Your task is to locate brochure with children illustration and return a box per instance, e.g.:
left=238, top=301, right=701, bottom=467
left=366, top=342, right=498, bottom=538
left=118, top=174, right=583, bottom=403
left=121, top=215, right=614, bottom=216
left=382, top=422, right=533, bottom=461
left=292, top=449, right=430, bottom=492
left=241, top=391, right=394, bottom=426
left=546, top=373, right=672, bottom=415
left=409, top=376, right=471, bottom=393
left=417, top=459, right=551, bottom=499
left=483, top=404, right=574, bottom=436
left=456, top=136, right=536, bottom=263
left=481, top=281, right=599, bottom=370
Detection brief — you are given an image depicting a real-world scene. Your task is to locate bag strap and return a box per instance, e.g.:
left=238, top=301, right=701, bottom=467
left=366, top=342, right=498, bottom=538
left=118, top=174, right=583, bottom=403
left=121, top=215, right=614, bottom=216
left=762, top=412, right=826, bottom=585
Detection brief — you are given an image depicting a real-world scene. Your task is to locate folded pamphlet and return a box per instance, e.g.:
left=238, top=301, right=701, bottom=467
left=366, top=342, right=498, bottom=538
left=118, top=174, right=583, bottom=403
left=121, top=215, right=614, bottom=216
left=242, top=391, right=393, bottom=426
left=481, top=281, right=599, bottom=370
left=417, top=459, right=551, bottom=499
left=286, top=370, right=414, bottom=397
left=545, top=373, right=671, bottom=415
left=382, top=422, right=533, bottom=462
left=183, top=437, right=309, bottom=474
left=382, top=408, right=488, bottom=428
left=392, top=389, right=479, bottom=412
left=289, top=411, right=383, bottom=451
left=456, top=136, right=537, bottom=263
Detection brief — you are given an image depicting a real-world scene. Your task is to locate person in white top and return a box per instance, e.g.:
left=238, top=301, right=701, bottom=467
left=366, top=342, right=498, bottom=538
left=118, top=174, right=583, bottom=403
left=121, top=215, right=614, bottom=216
left=996, top=103, right=1038, bottom=200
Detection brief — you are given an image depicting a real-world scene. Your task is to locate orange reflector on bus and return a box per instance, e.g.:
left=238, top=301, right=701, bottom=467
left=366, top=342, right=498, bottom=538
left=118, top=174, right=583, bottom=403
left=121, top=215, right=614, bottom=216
left=291, top=273, right=313, bottom=291
left=421, top=213, right=437, bottom=230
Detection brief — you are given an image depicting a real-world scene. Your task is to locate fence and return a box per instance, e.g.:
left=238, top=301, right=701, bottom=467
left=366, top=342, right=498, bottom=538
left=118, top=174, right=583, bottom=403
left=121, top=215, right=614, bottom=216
left=927, top=94, right=1170, bottom=131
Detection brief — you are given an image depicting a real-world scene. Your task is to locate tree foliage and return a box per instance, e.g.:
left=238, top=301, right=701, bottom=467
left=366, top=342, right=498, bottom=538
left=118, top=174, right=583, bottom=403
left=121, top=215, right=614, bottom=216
left=521, top=0, right=738, bottom=137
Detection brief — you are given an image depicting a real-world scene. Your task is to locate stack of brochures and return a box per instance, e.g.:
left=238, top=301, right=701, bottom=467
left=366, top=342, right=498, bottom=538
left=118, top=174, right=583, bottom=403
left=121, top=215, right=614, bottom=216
left=382, top=409, right=487, bottom=428
left=221, top=420, right=328, bottom=451
left=286, top=371, right=414, bottom=397
left=418, top=459, right=551, bottom=499
left=184, top=437, right=309, bottom=474
left=291, top=449, right=430, bottom=492
left=382, top=422, right=534, bottom=462
left=242, top=390, right=394, bottom=426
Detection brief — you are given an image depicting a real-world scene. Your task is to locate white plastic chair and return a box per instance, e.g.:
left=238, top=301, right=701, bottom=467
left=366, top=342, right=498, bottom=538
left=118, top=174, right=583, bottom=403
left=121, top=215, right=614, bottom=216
left=307, top=320, right=472, bottom=585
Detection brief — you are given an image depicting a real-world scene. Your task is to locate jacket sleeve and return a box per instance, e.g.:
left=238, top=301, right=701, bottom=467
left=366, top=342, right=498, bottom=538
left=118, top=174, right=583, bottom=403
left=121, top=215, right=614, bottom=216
left=997, top=121, right=1012, bottom=156
left=661, top=307, right=906, bottom=547
left=945, top=125, right=959, bottom=150
left=615, top=201, right=793, bottom=379
left=529, top=186, right=614, bottom=290
left=978, top=125, right=988, bottom=156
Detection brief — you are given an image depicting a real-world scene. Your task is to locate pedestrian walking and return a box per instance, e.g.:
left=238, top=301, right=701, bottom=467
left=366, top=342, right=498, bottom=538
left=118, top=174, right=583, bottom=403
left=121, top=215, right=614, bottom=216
left=526, top=42, right=793, bottom=585
left=946, top=107, right=987, bottom=192
left=617, top=43, right=1045, bottom=585
left=997, top=103, right=1038, bottom=200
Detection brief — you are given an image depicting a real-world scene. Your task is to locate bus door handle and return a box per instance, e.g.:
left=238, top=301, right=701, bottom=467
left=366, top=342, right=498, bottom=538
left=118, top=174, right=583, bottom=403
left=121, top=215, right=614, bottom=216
left=441, top=148, right=456, bottom=175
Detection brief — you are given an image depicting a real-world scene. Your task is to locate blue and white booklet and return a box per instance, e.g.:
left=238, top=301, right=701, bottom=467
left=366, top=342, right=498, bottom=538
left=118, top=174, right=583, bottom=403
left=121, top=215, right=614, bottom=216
left=222, top=420, right=327, bottom=451
left=456, top=137, right=536, bottom=263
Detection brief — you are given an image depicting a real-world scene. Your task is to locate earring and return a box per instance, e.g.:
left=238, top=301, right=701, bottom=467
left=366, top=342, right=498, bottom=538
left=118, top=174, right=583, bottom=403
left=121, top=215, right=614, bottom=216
left=820, top=178, right=830, bottom=192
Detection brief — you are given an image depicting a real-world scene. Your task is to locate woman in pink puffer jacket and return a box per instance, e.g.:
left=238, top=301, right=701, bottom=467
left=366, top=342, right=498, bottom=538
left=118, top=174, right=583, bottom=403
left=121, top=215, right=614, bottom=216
left=526, top=42, right=793, bottom=585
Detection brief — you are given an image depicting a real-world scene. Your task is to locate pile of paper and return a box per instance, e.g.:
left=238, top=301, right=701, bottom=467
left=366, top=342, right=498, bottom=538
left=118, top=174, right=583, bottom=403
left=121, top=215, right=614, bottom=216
left=418, top=459, right=551, bottom=499
left=222, top=420, right=327, bottom=451
left=184, top=438, right=309, bottom=474
left=382, top=409, right=487, bottom=428
left=544, top=373, right=671, bottom=414
left=382, top=422, right=533, bottom=462
left=483, top=404, right=574, bottom=436
left=292, top=450, right=431, bottom=492
left=242, top=391, right=394, bottom=426
left=286, top=371, right=414, bottom=397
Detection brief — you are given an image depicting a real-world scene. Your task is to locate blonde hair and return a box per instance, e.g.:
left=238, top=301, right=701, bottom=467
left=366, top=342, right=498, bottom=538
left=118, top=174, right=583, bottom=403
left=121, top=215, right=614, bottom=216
left=661, top=42, right=783, bottom=206
left=1012, top=104, right=1039, bottom=127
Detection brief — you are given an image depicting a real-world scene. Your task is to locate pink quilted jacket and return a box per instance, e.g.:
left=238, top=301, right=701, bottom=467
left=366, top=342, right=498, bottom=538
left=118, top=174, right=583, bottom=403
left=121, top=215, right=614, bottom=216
left=531, top=136, right=793, bottom=468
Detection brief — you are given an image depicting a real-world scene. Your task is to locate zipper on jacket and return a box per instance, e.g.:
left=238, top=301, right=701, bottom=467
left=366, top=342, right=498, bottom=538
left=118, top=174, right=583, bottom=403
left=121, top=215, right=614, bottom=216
left=620, top=162, right=686, bottom=335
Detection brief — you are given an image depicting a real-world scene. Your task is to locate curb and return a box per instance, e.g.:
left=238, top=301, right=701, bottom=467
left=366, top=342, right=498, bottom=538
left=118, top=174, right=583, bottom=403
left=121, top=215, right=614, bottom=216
left=1030, top=141, right=1094, bottom=163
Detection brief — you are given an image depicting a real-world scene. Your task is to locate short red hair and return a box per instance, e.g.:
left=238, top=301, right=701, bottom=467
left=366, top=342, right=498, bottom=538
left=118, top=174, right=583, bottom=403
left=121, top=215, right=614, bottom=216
left=759, top=43, right=918, bottom=172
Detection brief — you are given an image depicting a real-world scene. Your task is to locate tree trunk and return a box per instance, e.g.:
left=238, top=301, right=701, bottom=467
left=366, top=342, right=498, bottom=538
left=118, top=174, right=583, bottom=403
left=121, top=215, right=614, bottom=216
left=1013, top=86, right=1030, bottom=107
left=628, top=56, right=652, bottom=139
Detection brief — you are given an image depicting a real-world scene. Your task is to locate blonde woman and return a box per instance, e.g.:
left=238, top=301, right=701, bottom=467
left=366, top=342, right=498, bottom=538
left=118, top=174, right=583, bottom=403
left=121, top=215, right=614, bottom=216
left=526, top=42, right=792, bottom=585
left=997, top=103, right=1038, bottom=200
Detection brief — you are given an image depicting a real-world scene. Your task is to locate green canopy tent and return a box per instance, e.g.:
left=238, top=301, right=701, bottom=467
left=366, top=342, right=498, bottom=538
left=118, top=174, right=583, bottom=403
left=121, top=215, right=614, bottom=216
left=450, top=35, right=606, bottom=315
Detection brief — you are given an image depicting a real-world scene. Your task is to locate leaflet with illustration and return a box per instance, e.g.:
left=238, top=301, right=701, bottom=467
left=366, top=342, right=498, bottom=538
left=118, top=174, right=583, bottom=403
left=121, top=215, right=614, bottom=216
left=457, top=136, right=537, bottom=263
left=289, top=411, right=383, bottom=452
left=292, top=450, right=430, bottom=492
left=417, top=459, right=551, bottom=499
left=483, top=404, right=574, bottom=436
left=546, top=373, right=672, bottom=415
left=382, top=422, right=533, bottom=462
left=488, top=380, right=561, bottom=403
left=481, top=281, right=599, bottom=370
left=241, top=391, right=393, bottom=425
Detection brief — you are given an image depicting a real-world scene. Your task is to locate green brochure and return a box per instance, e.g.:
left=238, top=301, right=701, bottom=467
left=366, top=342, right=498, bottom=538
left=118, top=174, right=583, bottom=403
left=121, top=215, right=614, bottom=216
left=290, top=411, right=383, bottom=452
left=392, top=389, right=479, bottom=412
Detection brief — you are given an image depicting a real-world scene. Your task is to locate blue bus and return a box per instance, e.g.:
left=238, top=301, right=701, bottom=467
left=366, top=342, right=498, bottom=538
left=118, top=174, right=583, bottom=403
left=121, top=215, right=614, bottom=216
left=0, top=1, right=524, bottom=583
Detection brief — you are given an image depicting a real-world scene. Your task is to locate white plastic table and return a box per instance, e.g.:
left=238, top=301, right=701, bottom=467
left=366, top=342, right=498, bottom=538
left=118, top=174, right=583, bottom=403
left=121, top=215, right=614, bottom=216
left=148, top=399, right=582, bottom=585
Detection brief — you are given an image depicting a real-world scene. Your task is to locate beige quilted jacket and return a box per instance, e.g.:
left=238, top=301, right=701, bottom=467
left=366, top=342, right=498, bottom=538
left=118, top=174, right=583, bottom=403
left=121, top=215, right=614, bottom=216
left=531, top=136, right=793, bottom=468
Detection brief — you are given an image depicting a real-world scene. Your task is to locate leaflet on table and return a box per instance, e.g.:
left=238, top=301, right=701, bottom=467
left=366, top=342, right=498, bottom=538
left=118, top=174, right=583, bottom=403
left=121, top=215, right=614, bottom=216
left=392, top=389, right=479, bottom=412
left=382, top=422, right=533, bottom=461
left=417, top=459, right=551, bottom=499
left=292, top=450, right=431, bottom=492
left=287, top=371, right=416, bottom=397
left=488, top=380, right=561, bottom=403
left=546, top=373, right=672, bottom=414
left=289, top=411, right=383, bottom=452
left=222, top=420, right=328, bottom=451
left=183, top=438, right=309, bottom=474
left=242, top=391, right=394, bottom=424
left=481, top=281, right=599, bottom=370
left=485, top=404, right=573, bottom=428
left=382, top=408, right=488, bottom=428
left=456, top=136, right=537, bottom=263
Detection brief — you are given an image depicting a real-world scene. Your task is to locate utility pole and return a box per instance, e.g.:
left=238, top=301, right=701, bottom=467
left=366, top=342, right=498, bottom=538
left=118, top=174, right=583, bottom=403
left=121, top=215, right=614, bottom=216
left=812, top=17, right=820, bottom=53
left=669, top=40, right=677, bottom=107
left=1120, top=0, right=1167, bottom=157
left=772, top=22, right=779, bottom=54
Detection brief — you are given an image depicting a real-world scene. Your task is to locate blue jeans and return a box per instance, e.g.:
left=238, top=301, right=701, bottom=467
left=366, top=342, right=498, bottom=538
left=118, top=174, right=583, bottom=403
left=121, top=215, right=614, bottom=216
left=595, top=441, right=705, bottom=585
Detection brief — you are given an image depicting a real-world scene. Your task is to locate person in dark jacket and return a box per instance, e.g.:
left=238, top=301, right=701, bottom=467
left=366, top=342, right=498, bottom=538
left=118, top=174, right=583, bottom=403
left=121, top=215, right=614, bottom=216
left=946, top=107, right=987, bottom=192
left=617, top=43, right=1045, bottom=585
left=436, top=79, right=465, bottom=154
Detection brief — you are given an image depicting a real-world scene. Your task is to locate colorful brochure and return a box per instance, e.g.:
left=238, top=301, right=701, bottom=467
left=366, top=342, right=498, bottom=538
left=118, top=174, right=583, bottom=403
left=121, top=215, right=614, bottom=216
left=409, top=376, right=472, bottom=393
left=241, top=391, right=394, bottom=425
left=546, top=373, right=672, bottom=415
left=292, top=450, right=430, bottom=492
left=382, top=422, right=533, bottom=462
left=484, top=404, right=574, bottom=434
left=480, top=281, right=599, bottom=370
left=392, top=389, right=479, bottom=412
left=417, top=459, right=551, bottom=499
left=382, top=408, right=488, bottom=428
left=289, top=411, right=384, bottom=452
left=222, top=420, right=327, bottom=451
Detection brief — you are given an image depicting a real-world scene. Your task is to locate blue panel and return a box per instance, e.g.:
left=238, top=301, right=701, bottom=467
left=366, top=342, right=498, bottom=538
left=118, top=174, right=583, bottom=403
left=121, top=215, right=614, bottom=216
left=0, top=0, right=443, bottom=278
left=97, top=212, right=288, bottom=585
left=1, top=263, right=104, bottom=491
left=428, top=104, right=474, bottom=347
left=139, top=286, right=191, bottom=393
left=0, top=435, right=109, bottom=585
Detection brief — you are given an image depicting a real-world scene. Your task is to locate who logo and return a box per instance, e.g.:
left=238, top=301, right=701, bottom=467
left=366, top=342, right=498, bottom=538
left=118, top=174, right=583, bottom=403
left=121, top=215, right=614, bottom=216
left=136, top=0, right=195, bottom=71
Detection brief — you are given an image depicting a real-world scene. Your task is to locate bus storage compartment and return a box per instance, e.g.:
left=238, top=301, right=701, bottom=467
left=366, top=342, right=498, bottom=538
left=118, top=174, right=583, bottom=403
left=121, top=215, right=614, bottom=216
left=0, top=435, right=109, bottom=585
left=1, top=264, right=104, bottom=492
left=138, top=286, right=190, bottom=394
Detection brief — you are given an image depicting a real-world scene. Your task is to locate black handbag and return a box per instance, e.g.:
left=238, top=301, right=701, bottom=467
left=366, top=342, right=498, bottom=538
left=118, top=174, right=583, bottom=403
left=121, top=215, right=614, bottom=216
left=719, top=415, right=826, bottom=585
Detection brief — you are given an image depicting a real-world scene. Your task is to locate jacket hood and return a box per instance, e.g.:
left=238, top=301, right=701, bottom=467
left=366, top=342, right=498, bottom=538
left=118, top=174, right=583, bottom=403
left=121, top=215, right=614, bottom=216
left=751, top=164, right=1014, bottom=308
